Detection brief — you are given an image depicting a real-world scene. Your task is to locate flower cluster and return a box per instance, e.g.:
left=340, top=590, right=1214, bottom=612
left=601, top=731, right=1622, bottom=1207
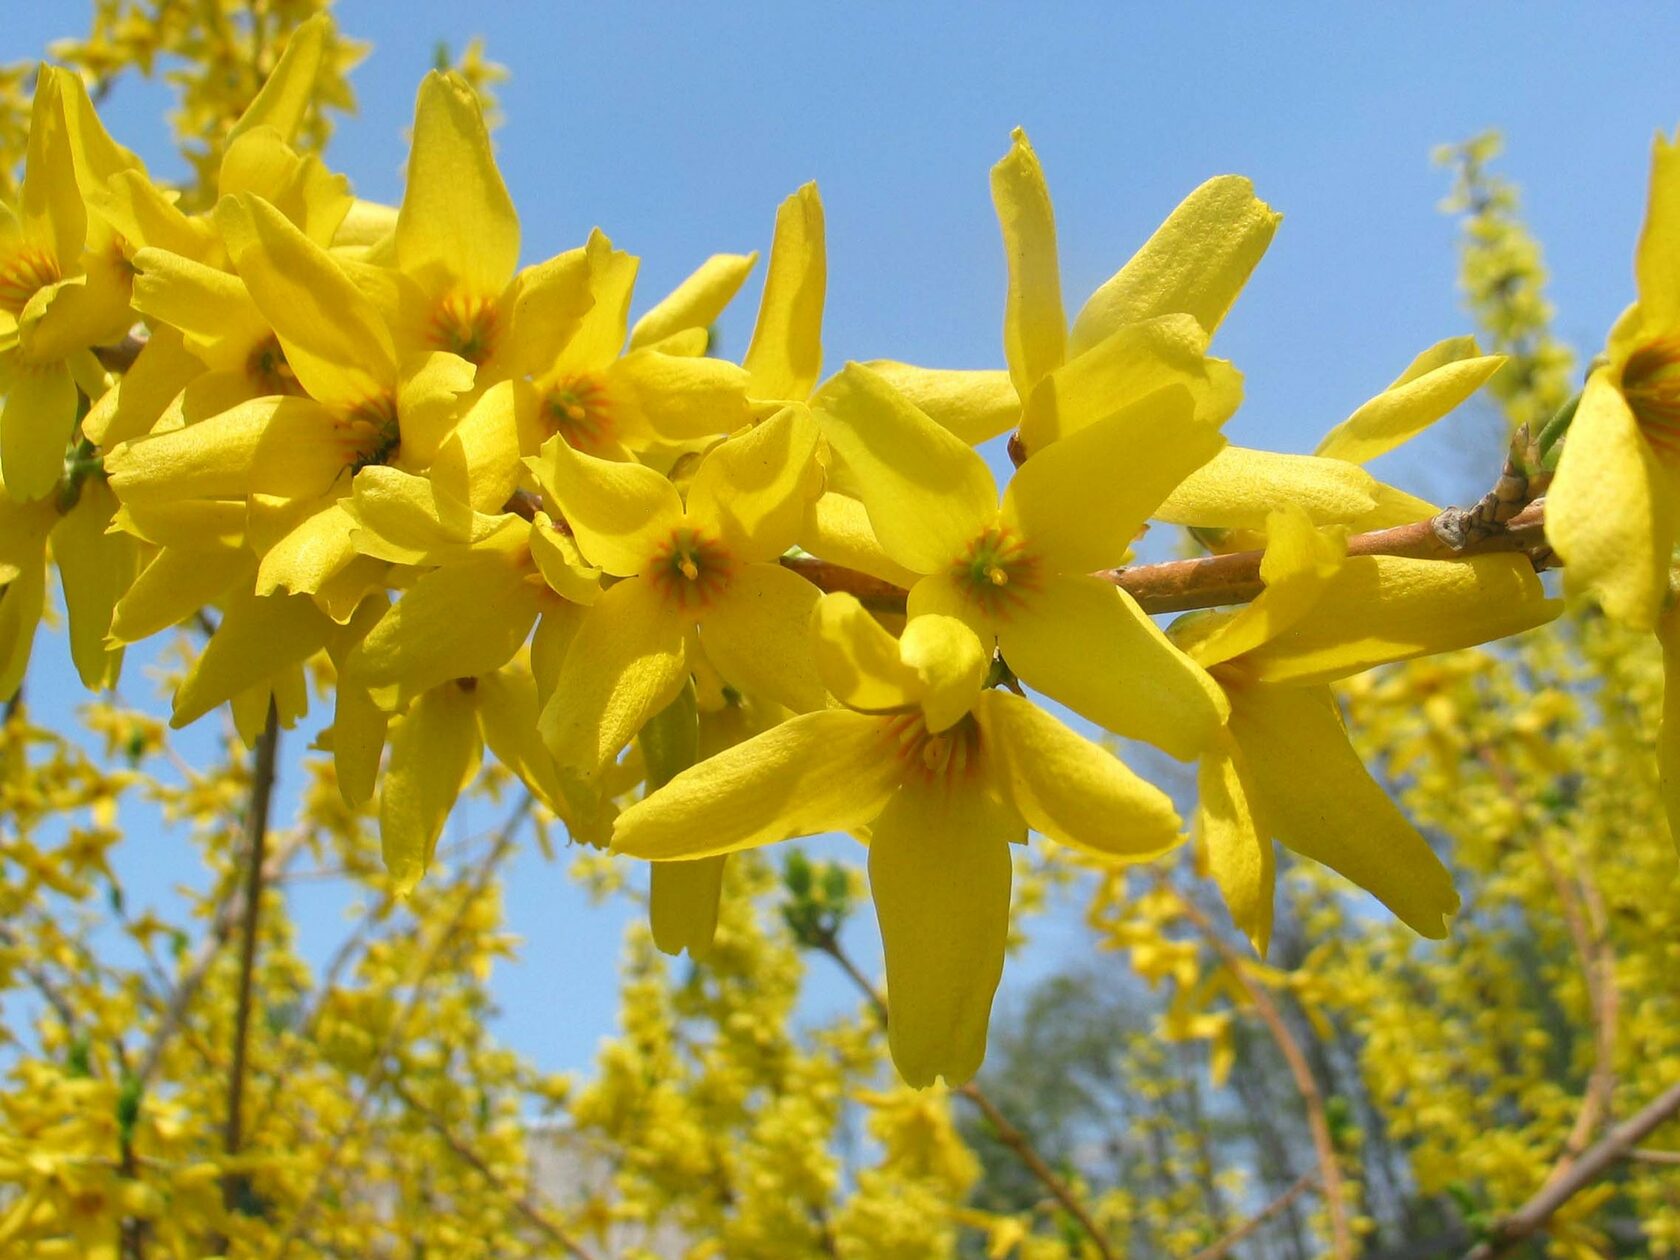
left=13, top=12, right=1671, bottom=1093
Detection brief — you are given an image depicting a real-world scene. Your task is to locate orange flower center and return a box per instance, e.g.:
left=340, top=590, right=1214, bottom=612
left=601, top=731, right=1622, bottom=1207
left=881, top=711, right=984, bottom=786
left=647, top=526, right=733, bottom=612
left=951, top=524, right=1039, bottom=618
left=542, top=373, right=614, bottom=453
left=428, top=293, right=500, bottom=364
left=0, top=246, right=60, bottom=315
left=340, top=395, right=401, bottom=472
left=1624, top=332, right=1680, bottom=461
left=246, top=335, right=302, bottom=396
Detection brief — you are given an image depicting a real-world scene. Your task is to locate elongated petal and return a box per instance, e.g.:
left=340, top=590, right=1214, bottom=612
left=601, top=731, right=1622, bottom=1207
left=812, top=591, right=984, bottom=729
left=250, top=495, right=361, bottom=601
left=864, top=362, right=1019, bottom=445
left=650, top=857, right=727, bottom=958
left=542, top=577, right=688, bottom=778
left=381, top=683, right=482, bottom=894
left=1235, top=553, right=1561, bottom=686
left=999, top=573, right=1227, bottom=760
left=1232, top=684, right=1458, bottom=938
left=391, top=350, right=478, bottom=468
left=229, top=14, right=328, bottom=144
left=1547, top=372, right=1677, bottom=631
left=50, top=483, right=135, bottom=689
left=0, top=550, right=45, bottom=701
left=870, top=781, right=1016, bottom=1087
left=1661, top=603, right=1680, bottom=854
left=476, top=664, right=568, bottom=814
left=612, top=708, right=898, bottom=859
left=344, top=465, right=509, bottom=565
left=698, top=561, right=826, bottom=712
left=814, top=363, right=997, bottom=574
left=1636, top=130, right=1680, bottom=329
left=1069, top=175, right=1279, bottom=356
left=528, top=513, right=603, bottom=604
left=348, top=556, right=540, bottom=702
left=131, top=248, right=270, bottom=370
left=110, top=547, right=251, bottom=643
left=611, top=348, right=752, bottom=442
left=396, top=71, right=518, bottom=297
left=81, top=325, right=204, bottom=448
left=1315, top=342, right=1502, bottom=465
left=526, top=433, right=682, bottom=576
left=21, top=70, right=86, bottom=265
left=0, top=359, right=77, bottom=501
left=221, top=194, right=399, bottom=407
left=1195, top=729, right=1274, bottom=956
left=332, top=680, right=389, bottom=808
left=555, top=229, right=637, bottom=371
left=1003, top=384, right=1219, bottom=572
left=744, top=183, right=825, bottom=401
left=687, top=403, right=820, bottom=562
left=173, top=588, right=332, bottom=727
left=105, top=396, right=347, bottom=503
left=978, top=689, right=1181, bottom=859
left=496, top=246, right=594, bottom=381
left=798, top=491, right=921, bottom=589
left=1155, top=446, right=1380, bottom=531
left=630, top=252, right=757, bottom=350
left=992, top=128, right=1066, bottom=398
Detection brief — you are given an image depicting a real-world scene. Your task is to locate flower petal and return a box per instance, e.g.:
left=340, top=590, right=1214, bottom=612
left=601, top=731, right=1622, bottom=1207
left=630, top=252, right=758, bottom=350
left=686, top=403, right=820, bottom=562
left=814, top=363, right=997, bottom=574
left=526, top=433, right=683, bottom=576
left=1194, top=729, right=1274, bottom=956
left=381, top=682, right=483, bottom=894
left=612, top=708, right=898, bottom=860
left=611, top=348, right=751, bottom=442
left=863, top=362, right=1019, bottom=445
left=1155, top=446, right=1381, bottom=531
left=50, top=483, right=135, bottom=690
left=1660, top=603, right=1680, bottom=855
left=1230, top=684, right=1458, bottom=938
left=869, top=780, right=1017, bottom=1087
left=799, top=491, right=921, bottom=589
left=1314, top=339, right=1503, bottom=465
left=1636, top=130, right=1680, bottom=330
left=698, top=561, right=826, bottom=713
left=228, top=14, right=329, bottom=145
left=991, top=128, right=1066, bottom=398
left=1069, top=175, right=1279, bottom=356
left=0, top=358, right=77, bottom=501
left=977, top=689, right=1181, bottom=859
left=743, top=183, right=825, bottom=401
left=172, top=587, right=333, bottom=727
left=650, top=858, right=727, bottom=959
left=998, top=573, right=1227, bottom=760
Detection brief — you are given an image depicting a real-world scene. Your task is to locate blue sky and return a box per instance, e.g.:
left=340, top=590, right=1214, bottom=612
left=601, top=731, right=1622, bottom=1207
left=5, top=3, right=1679, bottom=1076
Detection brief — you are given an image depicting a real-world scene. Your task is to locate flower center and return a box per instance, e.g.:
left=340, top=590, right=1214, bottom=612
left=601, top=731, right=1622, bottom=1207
left=0, top=246, right=60, bottom=316
left=951, top=524, right=1038, bottom=618
left=1623, top=333, right=1680, bottom=461
left=647, top=526, right=733, bottom=612
left=428, top=293, right=500, bottom=364
left=340, top=395, right=401, bottom=472
left=542, top=374, right=614, bottom=453
left=882, top=711, right=983, bottom=786
left=246, top=335, right=301, bottom=396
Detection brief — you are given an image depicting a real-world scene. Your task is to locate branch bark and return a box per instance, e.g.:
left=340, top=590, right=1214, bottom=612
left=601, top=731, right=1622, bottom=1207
left=1186, top=1171, right=1318, bottom=1260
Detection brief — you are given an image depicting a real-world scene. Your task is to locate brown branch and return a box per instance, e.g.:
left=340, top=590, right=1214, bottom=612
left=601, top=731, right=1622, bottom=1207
left=781, top=501, right=1551, bottom=617
left=1185, top=1170, right=1318, bottom=1260
left=1167, top=887, right=1354, bottom=1260
left=809, top=934, right=1116, bottom=1260
left=390, top=1078, right=599, bottom=1260
left=1463, top=1079, right=1680, bottom=1259
left=1628, top=1148, right=1680, bottom=1166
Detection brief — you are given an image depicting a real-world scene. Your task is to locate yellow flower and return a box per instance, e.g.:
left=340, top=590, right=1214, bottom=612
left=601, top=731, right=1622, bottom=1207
left=529, top=403, right=826, bottom=780
left=1547, top=128, right=1680, bottom=632
left=817, top=362, right=1228, bottom=759
left=1170, top=505, right=1560, bottom=953
left=613, top=592, right=1181, bottom=1087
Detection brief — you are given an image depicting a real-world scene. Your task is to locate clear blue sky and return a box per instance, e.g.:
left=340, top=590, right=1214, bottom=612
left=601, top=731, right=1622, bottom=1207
left=5, top=3, right=1679, bottom=1075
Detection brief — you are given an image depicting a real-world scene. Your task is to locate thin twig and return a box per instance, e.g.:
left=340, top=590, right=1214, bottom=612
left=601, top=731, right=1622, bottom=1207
left=810, top=934, right=1116, bottom=1260
left=1463, top=1079, right=1680, bottom=1259
left=390, top=1078, right=599, bottom=1260
left=1185, top=1171, right=1318, bottom=1260
left=1628, top=1148, right=1680, bottom=1166
left=1167, top=887, right=1355, bottom=1260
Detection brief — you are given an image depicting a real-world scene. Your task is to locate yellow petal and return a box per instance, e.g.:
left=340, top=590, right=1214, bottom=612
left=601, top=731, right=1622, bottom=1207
left=347, top=556, right=540, bottom=703
left=1636, top=130, right=1680, bottom=329
left=130, top=248, right=270, bottom=371
left=1069, top=175, right=1280, bottom=356
left=528, top=513, right=603, bottom=605
left=426, top=375, right=521, bottom=514
left=812, top=589, right=926, bottom=712
left=476, top=663, right=568, bottom=815
left=1547, top=371, right=1677, bottom=631
left=798, top=491, right=921, bottom=589
left=525, top=434, right=683, bottom=576
left=698, top=561, right=825, bottom=712
left=172, top=588, right=332, bottom=727
left=90, top=170, right=216, bottom=260
left=220, top=194, right=399, bottom=408
left=1231, top=684, right=1458, bottom=938
left=110, top=546, right=251, bottom=644
left=1314, top=340, right=1503, bottom=465
left=343, top=465, right=510, bottom=565
left=650, top=857, right=727, bottom=959
left=81, top=325, right=204, bottom=448
left=1017, top=313, right=1242, bottom=454
left=998, top=573, right=1227, bottom=760
left=228, top=14, right=329, bottom=145
left=1235, top=553, right=1561, bottom=686
left=686, top=403, right=820, bottom=562
left=395, top=71, right=519, bottom=298
left=20, top=70, right=85, bottom=273
left=991, top=128, right=1066, bottom=398
left=1003, top=383, right=1220, bottom=572
left=612, top=348, right=751, bottom=442
left=251, top=494, right=360, bottom=601
left=0, top=358, right=77, bottom=501
left=611, top=708, right=899, bottom=860
left=381, top=682, right=483, bottom=894
left=556, top=229, right=637, bottom=371
left=743, top=183, right=825, bottom=401
left=390, top=350, right=478, bottom=468
left=897, top=614, right=989, bottom=733
left=541, top=576, right=688, bottom=778
left=1155, top=446, right=1381, bottom=531
left=863, top=362, right=1020, bottom=445
left=1194, top=729, right=1274, bottom=956
left=977, top=689, right=1181, bottom=860
left=331, top=680, right=389, bottom=809
left=870, top=780, right=1016, bottom=1087
left=629, top=252, right=758, bottom=350
left=814, top=363, right=997, bottom=574
left=495, top=246, right=594, bottom=381
left=50, top=483, right=135, bottom=689
left=1660, top=602, right=1680, bottom=854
